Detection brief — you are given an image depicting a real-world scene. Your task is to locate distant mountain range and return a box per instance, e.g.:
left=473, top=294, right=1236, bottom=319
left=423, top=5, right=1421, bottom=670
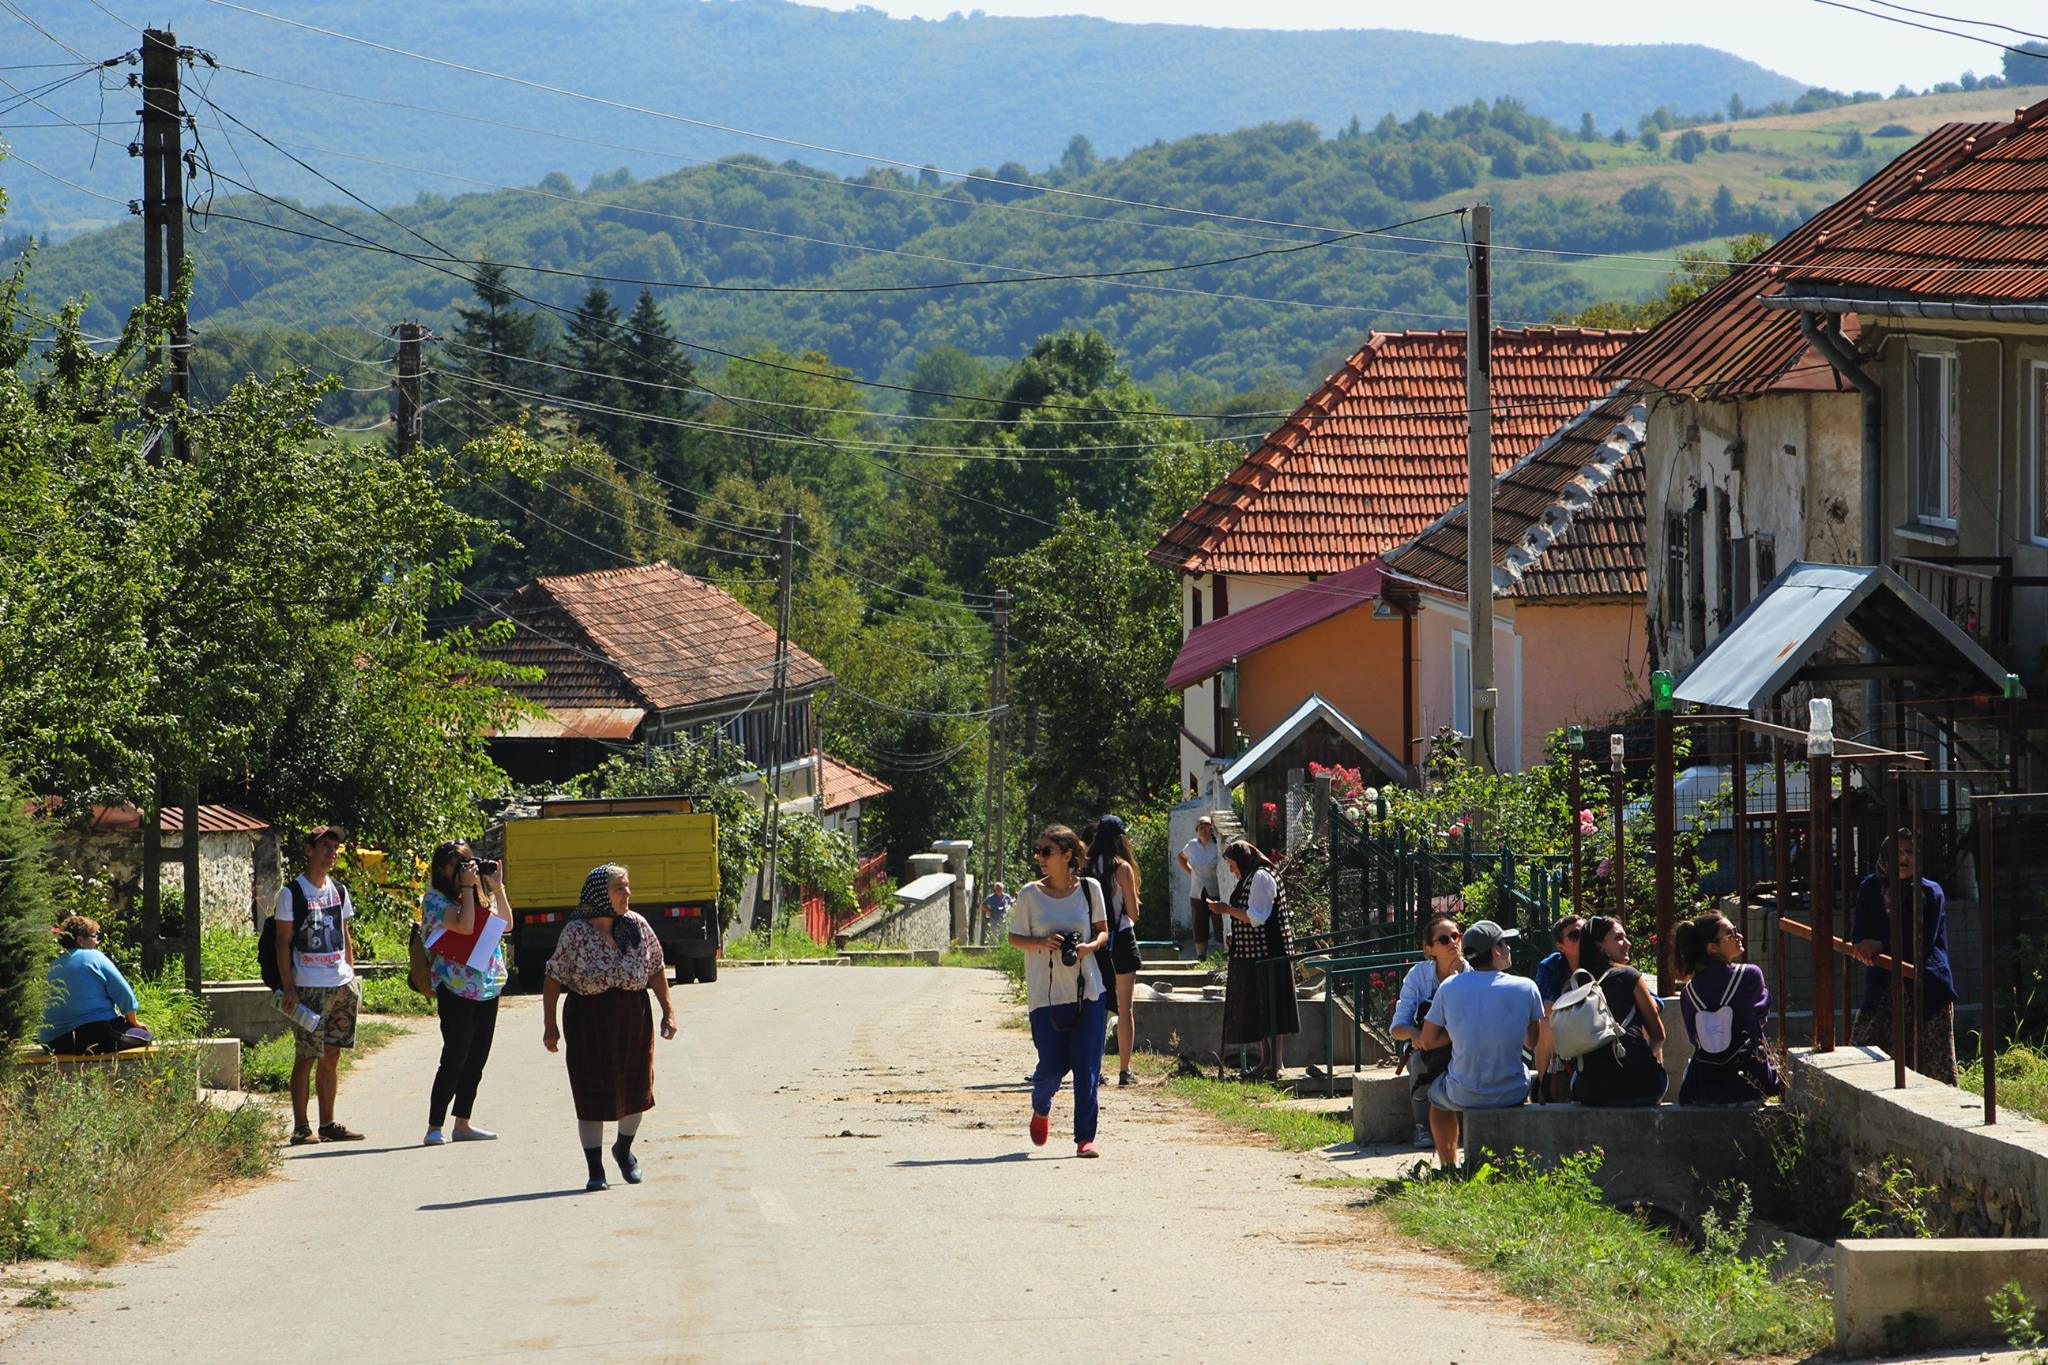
left=0, top=0, right=1807, bottom=236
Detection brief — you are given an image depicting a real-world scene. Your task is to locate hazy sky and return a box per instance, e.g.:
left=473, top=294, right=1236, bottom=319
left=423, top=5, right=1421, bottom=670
left=808, top=0, right=2007, bottom=94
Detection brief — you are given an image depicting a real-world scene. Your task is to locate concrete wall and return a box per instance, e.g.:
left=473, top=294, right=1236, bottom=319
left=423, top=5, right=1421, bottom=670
left=1641, top=389, right=1860, bottom=676
left=1461, top=1103, right=1773, bottom=1222
left=47, top=828, right=266, bottom=932
left=1234, top=606, right=1408, bottom=765
left=1837, top=1238, right=2048, bottom=1355
left=843, top=872, right=954, bottom=951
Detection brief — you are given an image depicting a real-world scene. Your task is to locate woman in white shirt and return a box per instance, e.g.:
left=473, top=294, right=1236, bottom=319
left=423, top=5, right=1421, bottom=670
left=1008, top=824, right=1110, bottom=1157
left=1207, top=840, right=1299, bottom=1079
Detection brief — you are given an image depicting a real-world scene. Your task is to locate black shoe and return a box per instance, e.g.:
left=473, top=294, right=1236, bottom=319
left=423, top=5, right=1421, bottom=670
left=612, top=1139, right=643, bottom=1185
left=585, top=1175, right=609, bottom=1192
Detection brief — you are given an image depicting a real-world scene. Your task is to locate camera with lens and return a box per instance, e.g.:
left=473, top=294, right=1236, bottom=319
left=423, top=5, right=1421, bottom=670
left=1056, top=931, right=1080, bottom=967
left=466, top=857, right=500, bottom=878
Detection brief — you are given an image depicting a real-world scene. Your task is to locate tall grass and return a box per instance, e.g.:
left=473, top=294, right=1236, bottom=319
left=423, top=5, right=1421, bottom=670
left=723, top=922, right=836, bottom=960
left=940, top=942, right=1026, bottom=999
left=1962, top=1042, right=2048, bottom=1123
left=1377, top=1151, right=1831, bottom=1364
left=0, top=1053, right=280, bottom=1262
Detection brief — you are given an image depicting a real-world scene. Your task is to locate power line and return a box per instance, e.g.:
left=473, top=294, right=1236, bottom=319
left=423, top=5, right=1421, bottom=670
left=194, top=0, right=1449, bottom=240
left=1861, top=0, right=2048, bottom=42
left=1811, top=0, right=2048, bottom=57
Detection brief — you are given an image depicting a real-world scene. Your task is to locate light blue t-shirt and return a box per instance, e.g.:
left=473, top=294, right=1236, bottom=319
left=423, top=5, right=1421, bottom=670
left=40, top=947, right=141, bottom=1043
left=1425, top=968, right=1542, bottom=1109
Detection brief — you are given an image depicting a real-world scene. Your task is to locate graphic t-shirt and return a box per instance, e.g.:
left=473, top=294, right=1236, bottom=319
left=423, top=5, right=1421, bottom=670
left=274, top=875, right=354, bottom=987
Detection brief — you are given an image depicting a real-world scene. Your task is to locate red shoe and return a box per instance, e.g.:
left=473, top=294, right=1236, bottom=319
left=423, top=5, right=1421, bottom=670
left=1076, top=1141, right=1099, bottom=1158
left=1029, top=1113, right=1049, bottom=1147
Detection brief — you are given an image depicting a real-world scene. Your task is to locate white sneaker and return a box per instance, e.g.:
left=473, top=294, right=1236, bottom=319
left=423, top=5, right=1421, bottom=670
left=423, top=1128, right=446, bottom=1146
left=452, top=1126, right=498, bottom=1142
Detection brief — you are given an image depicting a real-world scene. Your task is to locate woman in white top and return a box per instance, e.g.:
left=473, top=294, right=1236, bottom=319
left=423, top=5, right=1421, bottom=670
left=1207, top=840, right=1299, bottom=1079
left=1177, top=816, right=1222, bottom=959
left=1084, top=814, right=1143, bottom=1088
left=1389, top=912, right=1465, bottom=1148
left=1008, top=824, right=1110, bottom=1157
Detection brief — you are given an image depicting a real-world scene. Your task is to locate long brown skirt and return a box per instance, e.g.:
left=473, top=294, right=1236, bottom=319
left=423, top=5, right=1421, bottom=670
left=563, top=987, right=656, bottom=1121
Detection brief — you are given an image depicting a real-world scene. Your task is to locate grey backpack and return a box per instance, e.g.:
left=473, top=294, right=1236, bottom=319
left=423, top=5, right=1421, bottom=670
left=1549, top=968, right=1626, bottom=1060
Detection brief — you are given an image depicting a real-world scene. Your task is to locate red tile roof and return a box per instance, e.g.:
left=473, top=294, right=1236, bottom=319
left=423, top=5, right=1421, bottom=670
left=1149, top=329, right=1637, bottom=578
left=1778, top=97, right=2048, bottom=302
left=1383, top=384, right=1648, bottom=602
left=816, top=753, right=891, bottom=810
left=1164, top=561, right=1387, bottom=691
left=476, top=563, right=832, bottom=716
left=1599, top=112, right=2013, bottom=398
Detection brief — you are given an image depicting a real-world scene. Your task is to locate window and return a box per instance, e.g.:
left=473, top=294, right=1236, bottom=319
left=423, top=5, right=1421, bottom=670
left=2032, top=362, right=2048, bottom=541
left=1733, top=535, right=1754, bottom=613
left=1450, top=634, right=1472, bottom=737
left=1911, top=349, right=1959, bottom=527
left=1755, top=532, right=1776, bottom=586
left=1665, top=513, right=1687, bottom=639
left=1190, top=587, right=1204, bottom=630
left=1714, top=489, right=1732, bottom=629
left=1687, top=490, right=1706, bottom=654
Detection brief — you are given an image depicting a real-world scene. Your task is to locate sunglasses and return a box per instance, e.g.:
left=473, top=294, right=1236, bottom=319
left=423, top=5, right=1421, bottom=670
left=1432, top=932, right=1459, bottom=945
left=1034, top=844, right=1061, bottom=858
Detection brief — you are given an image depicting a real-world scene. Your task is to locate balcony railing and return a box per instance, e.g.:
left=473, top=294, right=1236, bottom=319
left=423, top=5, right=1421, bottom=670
left=1893, top=556, right=2025, bottom=664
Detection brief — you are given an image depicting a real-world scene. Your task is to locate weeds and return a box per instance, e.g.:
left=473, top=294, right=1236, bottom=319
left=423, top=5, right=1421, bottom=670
left=0, top=1052, right=280, bottom=1263
left=1843, top=1155, right=1938, bottom=1238
left=15, top=1283, right=63, bottom=1308
left=1989, top=1280, right=2048, bottom=1365
left=1162, top=1075, right=1350, bottom=1151
left=357, top=974, right=433, bottom=1016
left=723, top=923, right=836, bottom=961
left=241, top=1018, right=403, bottom=1093
left=1377, top=1149, right=1831, bottom=1364
left=1963, top=1042, right=2048, bottom=1126
left=940, top=942, right=1025, bottom=1000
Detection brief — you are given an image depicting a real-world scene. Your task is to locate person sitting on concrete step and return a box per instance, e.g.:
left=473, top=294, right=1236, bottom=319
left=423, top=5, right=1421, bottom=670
left=39, top=916, right=152, bottom=1055
left=1672, top=911, right=1781, bottom=1107
left=1390, top=912, right=1465, bottom=1149
left=1417, top=920, right=1551, bottom=1170
left=1569, top=916, right=1668, bottom=1108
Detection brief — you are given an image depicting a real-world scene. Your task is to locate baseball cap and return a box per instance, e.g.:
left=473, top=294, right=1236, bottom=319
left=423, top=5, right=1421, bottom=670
left=304, top=823, right=347, bottom=845
left=1461, top=920, right=1519, bottom=961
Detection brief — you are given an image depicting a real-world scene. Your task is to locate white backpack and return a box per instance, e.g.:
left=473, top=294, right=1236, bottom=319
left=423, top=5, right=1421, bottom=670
left=1683, top=970, right=1744, bottom=1058
left=1549, top=968, right=1628, bottom=1060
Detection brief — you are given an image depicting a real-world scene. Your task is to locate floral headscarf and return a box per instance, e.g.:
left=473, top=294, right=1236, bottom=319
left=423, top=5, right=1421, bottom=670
left=574, top=863, right=641, bottom=953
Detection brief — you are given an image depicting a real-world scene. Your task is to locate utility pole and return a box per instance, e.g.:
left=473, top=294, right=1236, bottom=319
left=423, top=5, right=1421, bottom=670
left=988, top=589, right=1011, bottom=944
left=752, top=509, right=798, bottom=935
left=1464, top=203, right=1495, bottom=772
left=391, top=321, right=427, bottom=457
left=137, top=30, right=198, bottom=985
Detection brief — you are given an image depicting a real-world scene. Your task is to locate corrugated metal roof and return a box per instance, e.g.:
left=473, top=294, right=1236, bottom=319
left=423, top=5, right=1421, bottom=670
left=1599, top=116, right=2006, bottom=398
left=1149, top=328, right=1636, bottom=578
left=494, top=706, right=647, bottom=741
left=474, top=562, right=832, bottom=716
left=1382, top=384, right=1648, bottom=601
left=1163, top=561, right=1386, bottom=691
left=1673, top=561, right=2012, bottom=711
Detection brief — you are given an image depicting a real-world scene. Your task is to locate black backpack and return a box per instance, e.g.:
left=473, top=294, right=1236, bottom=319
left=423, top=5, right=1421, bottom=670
left=258, top=878, right=351, bottom=989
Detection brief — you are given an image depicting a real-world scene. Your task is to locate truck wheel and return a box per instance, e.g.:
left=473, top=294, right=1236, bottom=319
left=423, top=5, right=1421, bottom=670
left=696, top=954, right=718, bottom=984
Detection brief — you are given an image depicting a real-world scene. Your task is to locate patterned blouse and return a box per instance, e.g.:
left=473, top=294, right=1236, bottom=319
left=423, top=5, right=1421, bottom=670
left=545, top=913, right=665, bottom=995
left=420, top=888, right=508, bottom=1002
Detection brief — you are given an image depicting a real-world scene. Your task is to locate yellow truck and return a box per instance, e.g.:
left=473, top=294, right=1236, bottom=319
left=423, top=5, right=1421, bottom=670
left=499, top=795, right=722, bottom=989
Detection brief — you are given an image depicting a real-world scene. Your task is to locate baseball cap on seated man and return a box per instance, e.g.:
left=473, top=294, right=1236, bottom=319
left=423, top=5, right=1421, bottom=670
left=1461, top=919, right=1519, bottom=963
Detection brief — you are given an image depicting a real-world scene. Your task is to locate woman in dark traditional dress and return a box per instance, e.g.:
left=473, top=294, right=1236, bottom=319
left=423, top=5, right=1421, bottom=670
left=1207, top=840, right=1298, bottom=1079
left=542, top=863, right=677, bottom=1191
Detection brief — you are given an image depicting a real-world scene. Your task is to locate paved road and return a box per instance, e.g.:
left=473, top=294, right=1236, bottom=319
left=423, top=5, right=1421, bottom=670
left=8, top=966, right=1603, bottom=1363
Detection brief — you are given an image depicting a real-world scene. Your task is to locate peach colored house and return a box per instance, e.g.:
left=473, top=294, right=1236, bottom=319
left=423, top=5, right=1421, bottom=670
left=1152, top=327, right=1638, bottom=792
left=1162, top=385, right=1650, bottom=796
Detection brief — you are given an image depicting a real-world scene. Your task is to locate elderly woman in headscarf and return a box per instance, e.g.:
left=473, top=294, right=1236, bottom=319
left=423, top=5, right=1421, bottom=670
left=541, top=863, right=678, bottom=1191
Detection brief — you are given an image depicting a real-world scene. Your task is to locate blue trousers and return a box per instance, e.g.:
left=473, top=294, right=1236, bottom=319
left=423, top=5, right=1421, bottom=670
left=1029, top=995, right=1108, bottom=1144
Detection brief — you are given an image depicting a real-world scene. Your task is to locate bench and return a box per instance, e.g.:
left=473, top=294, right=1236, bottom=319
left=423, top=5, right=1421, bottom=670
left=13, top=1038, right=241, bottom=1091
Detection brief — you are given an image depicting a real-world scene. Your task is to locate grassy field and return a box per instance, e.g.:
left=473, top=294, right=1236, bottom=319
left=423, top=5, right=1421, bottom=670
left=1962, top=1042, right=2048, bottom=1124
left=1375, top=1152, right=1832, bottom=1365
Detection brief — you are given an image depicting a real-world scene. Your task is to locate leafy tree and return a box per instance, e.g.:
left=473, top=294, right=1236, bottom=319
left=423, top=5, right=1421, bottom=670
left=692, top=349, right=886, bottom=540
left=774, top=810, right=858, bottom=915
left=994, top=504, right=1178, bottom=823
left=0, top=763, right=53, bottom=1052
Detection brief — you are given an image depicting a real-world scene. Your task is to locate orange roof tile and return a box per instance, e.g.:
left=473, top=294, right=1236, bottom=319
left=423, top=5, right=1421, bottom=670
left=1599, top=112, right=2016, bottom=399
left=817, top=753, right=891, bottom=810
left=1384, top=385, right=1648, bottom=602
left=1148, top=328, right=1636, bottom=578
left=475, top=562, right=832, bottom=716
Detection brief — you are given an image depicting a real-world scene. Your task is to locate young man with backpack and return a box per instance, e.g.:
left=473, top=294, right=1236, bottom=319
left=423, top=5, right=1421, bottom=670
left=269, top=825, right=364, bottom=1145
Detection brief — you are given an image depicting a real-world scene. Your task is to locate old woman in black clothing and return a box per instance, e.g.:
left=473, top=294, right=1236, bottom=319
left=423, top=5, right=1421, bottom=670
left=542, top=864, right=678, bottom=1191
left=1205, top=840, right=1299, bottom=1078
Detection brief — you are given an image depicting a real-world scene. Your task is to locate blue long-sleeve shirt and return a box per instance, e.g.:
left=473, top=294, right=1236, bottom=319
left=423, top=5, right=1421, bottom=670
left=40, top=947, right=141, bottom=1043
left=1850, top=873, right=1956, bottom=1016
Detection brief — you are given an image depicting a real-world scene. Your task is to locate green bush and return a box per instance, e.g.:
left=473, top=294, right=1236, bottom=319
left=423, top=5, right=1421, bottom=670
left=0, top=770, right=55, bottom=1051
left=0, top=1053, right=279, bottom=1262
left=358, top=973, right=433, bottom=1016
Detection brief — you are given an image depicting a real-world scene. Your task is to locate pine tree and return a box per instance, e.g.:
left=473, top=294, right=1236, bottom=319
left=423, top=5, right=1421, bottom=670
left=0, top=765, right=53, bottom=1051
left=563, top=285, right=629, bottom=454
left=441, top=259, right=545, bottom=442
left=618, top=289, right=699, bottom=482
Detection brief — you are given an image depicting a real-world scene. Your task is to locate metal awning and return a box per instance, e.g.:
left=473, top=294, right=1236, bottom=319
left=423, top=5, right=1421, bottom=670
left=1219, top=692, right=1412, bottom=787
left=1673, top=561, right=2016, bottom=711
left=1164, top=561, right=1384, bottom=692
left=494, top=706, right=647, bottom=741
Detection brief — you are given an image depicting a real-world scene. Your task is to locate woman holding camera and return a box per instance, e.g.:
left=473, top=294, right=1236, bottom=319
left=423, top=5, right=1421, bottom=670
left=543, top=864, right=677, bottom=1191
left=420, top=841, right=511, bottom=1146
left=1009, top=824, right=1109, bottom=1157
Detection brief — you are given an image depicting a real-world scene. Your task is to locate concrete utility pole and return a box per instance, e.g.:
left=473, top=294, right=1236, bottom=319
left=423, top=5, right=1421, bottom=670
left=752, top=509, right=798, bottom=935
left=988, top=589, right=1011, bottom=943
left=1464, top=203, right=1496, bottom=772
left=391, top=321, right=427, bottom=458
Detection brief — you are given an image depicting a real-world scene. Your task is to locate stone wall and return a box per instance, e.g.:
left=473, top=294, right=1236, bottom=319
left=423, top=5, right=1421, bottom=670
left=47, top=828, right=269, bottom=933
left=842, top=872, right=954, bottom=952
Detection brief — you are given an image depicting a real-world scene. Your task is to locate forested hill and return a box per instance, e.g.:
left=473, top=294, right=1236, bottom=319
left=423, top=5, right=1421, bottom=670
left=0, top=0, right=1810, bottom=236
left=19, top=93, right=1888, bottom=403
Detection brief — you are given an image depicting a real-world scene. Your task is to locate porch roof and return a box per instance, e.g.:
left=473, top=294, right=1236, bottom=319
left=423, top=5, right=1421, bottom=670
left=1672, top=561, right=2016, bottom=711
left=1220, top=692, right=1412, bottom=788
left=1164, top=561, right=1388, bottom=692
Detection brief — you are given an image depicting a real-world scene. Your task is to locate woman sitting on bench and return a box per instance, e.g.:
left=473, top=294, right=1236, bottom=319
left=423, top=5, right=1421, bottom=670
left=39, top=916, right=153, bottom=1055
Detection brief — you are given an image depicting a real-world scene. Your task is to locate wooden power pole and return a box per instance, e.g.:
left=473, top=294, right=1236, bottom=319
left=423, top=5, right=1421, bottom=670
left=1465, top=203, right=1495, bottom=772
left=752, top=509, right=798, bottom=934
left=392, top=321, right=427, bottom=457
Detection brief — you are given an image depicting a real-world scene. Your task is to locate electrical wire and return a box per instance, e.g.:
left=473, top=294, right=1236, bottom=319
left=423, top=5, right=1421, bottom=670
left=1811, top=0, right=2048, bottom=58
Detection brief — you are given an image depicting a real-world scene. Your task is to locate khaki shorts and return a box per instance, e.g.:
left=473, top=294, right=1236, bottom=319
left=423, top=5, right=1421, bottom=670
left=292, top=981, right=361, bottom=1060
